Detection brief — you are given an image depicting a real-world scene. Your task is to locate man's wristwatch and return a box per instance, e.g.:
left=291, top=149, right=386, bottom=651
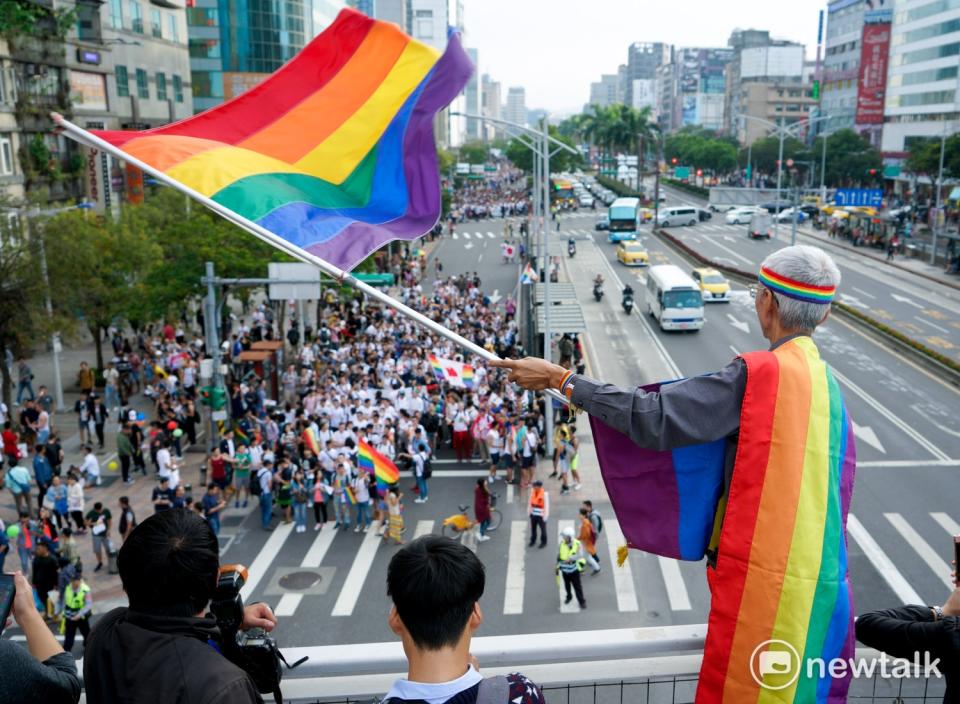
left=931, top=605, right=944, bottom=621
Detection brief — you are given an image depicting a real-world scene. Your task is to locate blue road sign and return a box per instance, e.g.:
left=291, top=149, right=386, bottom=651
left=834, top=189, right=883, bottom=207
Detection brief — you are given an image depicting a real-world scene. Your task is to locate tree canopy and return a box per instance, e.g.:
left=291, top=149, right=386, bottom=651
left=505, top=125, right=581, bottom=174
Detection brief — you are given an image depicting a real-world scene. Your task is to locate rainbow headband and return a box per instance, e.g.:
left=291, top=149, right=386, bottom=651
left=758, top=266, right=836, bottom=304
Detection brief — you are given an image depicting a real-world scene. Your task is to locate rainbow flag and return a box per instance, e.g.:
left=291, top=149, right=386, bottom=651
left=520, top=263, right=538, bottom=284
left=427, top=353, right=475, bottom=390
left=357, top=438, right=399, bottom=490
left=302, top=427, right=321, bottom=455
left=343, top=486, right=357, bottom=506
left=83, top=9, right=472, bottom=272
left=591, top=337, right=856, bottom=702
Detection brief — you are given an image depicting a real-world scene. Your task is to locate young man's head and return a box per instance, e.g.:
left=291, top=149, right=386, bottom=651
left=119, top=509, right=219, bottom=617
left=387, top=536, right=484, bottom=653
left=581, top=500, right=593, bottom=511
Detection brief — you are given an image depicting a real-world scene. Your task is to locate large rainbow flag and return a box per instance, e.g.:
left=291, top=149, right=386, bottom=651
left=357, top=438, right=400, bottom=490
left=81, top=9, right=472, bottom=271
left=591, top=337, right=856, bottom=702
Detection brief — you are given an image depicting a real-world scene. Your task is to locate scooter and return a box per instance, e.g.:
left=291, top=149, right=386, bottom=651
left=622, top=286, right=634, bottom=314
left=593, top=282, right=604, bottom=302
left=567, top=238, right=576, bottom=258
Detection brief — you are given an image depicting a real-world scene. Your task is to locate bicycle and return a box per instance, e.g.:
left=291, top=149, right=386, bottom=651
left=441, top=493, right=502, bottom=539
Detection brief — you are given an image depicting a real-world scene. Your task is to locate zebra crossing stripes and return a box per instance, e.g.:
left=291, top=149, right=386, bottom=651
left=885, top=513, right=954, bottom=590
left=331, top=527, right=382, bottom=617
left=847, top=513, right=923, bottom=605
left=503, top=521, right=527, bottom=615
left=605, top=520, right=639, bottom=612
left=462, top=232, right=471, bottom=239
left=274, top=522, right=337, bottom=616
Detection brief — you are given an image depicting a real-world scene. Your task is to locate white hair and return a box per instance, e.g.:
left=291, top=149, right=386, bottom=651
left=761, top=245, right=841, bottom=331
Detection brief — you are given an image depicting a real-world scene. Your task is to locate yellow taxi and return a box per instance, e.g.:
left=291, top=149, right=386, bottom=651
left=616, top=240, right=649, bottom=266
left=691, top=267, right=730, bottom=302
left=639, top=207, right=654, bottom=222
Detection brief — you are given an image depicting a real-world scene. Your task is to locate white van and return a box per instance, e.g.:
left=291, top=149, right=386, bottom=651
left=645, top=265, right=705, bottom=332
left=656, top=206, right=698, bottom=227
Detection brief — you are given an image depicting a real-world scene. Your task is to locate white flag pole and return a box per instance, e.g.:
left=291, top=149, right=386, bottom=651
left=52, top=113, right=569, bottom=406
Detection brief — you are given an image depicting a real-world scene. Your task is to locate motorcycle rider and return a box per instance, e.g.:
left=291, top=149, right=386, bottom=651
left=567, top=237, right=576, bottom=257
left=592, top=274, right=605, bottom=301
left=622, top=284, right=635, bottom=313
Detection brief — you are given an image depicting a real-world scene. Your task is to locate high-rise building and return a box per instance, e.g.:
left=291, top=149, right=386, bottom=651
left=669, top=48, right=734, bottom=132
left=481, top=74, right=502, bottom=140
left=587, top=74, right=622, bottom=108
left=822, top=0, right=866, bottom=132
left=188, top=0, right=346, bottom=112
left=346, top=0, right=375, bottom=15
left=503, top=87, right=527, bottom=128
left=882, top=0, right=957, bottom=155
left=375, top=0, right=409, bottom=29
left=625, top=42, right=671, bottom=107
left=464, top=48, right=482, bottom=141
left=724, top=30, right=810, bottom=143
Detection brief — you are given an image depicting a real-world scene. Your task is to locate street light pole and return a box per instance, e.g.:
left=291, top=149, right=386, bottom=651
left=541, top=120, right=554, bottom=456
left=774, top=118, right=785, bottom=240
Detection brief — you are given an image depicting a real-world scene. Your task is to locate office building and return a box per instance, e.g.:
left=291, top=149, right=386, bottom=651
left=587, top=74, right=622, bottom=109
left=188, top=0, right=346, bottom=112
left=464, top=48, right=481, bottom=141
left=822, top=0, right=866, bottom=132
left=658, top=47, right=733, bottom=132
left=503, top=86, right=527, bottom=128
left=882, top=0, right=958, bottom=154
left=481, top=74, right=502, bottom=140
left=625, top=42, right=671, bottom=107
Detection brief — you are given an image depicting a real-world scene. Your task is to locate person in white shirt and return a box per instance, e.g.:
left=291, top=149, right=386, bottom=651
left=156, top=443, right=180, bottom=490
left=80, top=446, right=101, bottom=486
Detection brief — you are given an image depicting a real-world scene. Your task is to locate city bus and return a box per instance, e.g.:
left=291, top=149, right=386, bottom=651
left=607, top=197, right=640, bottom=242
left=645, top=265, right=705, bottom=332
left=550, top=178, right=577, bottom=210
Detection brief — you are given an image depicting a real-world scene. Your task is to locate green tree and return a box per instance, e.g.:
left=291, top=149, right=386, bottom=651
left=505, top=125, right=581, bottom=174
left=906, top=133, right=960, bottom=182
left=458, top=140, right=488, bottom=164
left=741, top=136, right=806, bottom=177
left=810, top=129, right=882, bottom=187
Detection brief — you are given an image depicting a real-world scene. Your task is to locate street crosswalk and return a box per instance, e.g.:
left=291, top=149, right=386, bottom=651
left=237, top=509, right=960, bottom=622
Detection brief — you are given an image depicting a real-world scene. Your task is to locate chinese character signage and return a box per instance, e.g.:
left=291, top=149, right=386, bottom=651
left=855, top=20, right=891, bottom=125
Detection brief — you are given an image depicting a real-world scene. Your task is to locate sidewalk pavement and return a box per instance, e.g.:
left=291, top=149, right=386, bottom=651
left=799, top=225, right=960, bottom=293
left=2, top=337, right=211, bottom=614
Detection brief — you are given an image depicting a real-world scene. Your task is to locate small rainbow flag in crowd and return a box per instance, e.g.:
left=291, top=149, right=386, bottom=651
left=427, top=353, right=475, bottom=390
left=520, top=263, right=538, bottom=284
left=302, top=427, right=321, bottom=455
left=357, top=438, right=399, bottom=490
left=72, top=9, right=473, bottom=272
left=343, top=486, right=357, bottom=506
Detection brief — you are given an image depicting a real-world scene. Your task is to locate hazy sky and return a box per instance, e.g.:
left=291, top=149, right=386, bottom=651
left=463, top=0, right=825, bottom=116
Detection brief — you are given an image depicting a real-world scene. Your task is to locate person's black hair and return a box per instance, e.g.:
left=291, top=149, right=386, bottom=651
left=386, top=536, right=484, bottom=651
left=582, top=499, right=593, bottom=508
left=476, top=478, right=486, bottom=489
left=118, top=508, right=219, bottom=617
left=579, top=507, right=589, bottom=516
left=119, top=496, right=130, bottom=506
left=93, top=502, right=103, bottom=511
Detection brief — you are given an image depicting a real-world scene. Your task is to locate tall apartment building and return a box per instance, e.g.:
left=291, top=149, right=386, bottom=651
left=481, top=74, right=501, bottom=140
left=822, top=0, right=866, bottom=132
left=625, top=42, right=671, bottom=108
left=587, top=74, right=622, bottom=109
left=663, top=47, right=734, bottom=132
left=188, top=0, right=345, bottom=112
left=724, top=30, right=811, bottom=144
left=883, top=0, right=960, bottom=155
left=503, top=86, right=526, bottom=128
left=345, top=0, right=409, bottom=30
left=464, top=47, right=481, bottom=141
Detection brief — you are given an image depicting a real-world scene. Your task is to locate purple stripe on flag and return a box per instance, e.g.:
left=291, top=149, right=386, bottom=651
left=305, top=32, right=474, bottom=270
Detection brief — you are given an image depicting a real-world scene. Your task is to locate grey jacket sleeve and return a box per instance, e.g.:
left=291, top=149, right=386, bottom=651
left=0, top=641, right=81, bottom=704
left=569, top=358, right=746, bottom=451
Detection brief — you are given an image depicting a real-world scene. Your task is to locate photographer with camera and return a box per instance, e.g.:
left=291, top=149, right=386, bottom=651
left=83, top=509, right=278, bottom=704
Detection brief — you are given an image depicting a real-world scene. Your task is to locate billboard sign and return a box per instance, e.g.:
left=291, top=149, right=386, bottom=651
left=855, top=21, right=891, bottom=124
left=834, top=189, right=883, bottom=207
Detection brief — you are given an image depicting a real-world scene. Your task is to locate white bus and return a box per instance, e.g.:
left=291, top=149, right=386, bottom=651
left=645, top=265, right=705, bottom=332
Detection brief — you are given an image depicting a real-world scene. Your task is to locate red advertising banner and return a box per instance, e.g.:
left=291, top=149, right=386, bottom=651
left=855, top=22, right=891, bottom=125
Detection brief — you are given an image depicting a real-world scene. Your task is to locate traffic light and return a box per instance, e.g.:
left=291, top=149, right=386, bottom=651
left=671, top=157, right=678, bottom=165
left=200, top=385, right=227, bottom=410
left=812, top=80, right=820, bottom=101
left=868, top=169, right=877, bottom=177
left=696, top=169, right=703, bottom=177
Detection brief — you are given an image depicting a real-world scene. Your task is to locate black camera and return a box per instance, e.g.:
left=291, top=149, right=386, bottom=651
left=209, top=564, right=306, bottom=704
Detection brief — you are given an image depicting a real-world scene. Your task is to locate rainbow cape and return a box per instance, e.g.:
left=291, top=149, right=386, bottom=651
left=302, top=427, right=321, bottom=455
left=357, top=438, right=399, bottom=490
left=84, top=9, right=473, bottom=271
left=427, top=353, right=475, bottom=390
left=590, top=337, right=856, bottom=702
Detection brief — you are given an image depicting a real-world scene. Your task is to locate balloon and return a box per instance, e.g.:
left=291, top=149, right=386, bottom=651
left=6, top=524, right=20, bottom=539
left=137, top=412, right=145, bottom=422
left=107, top=461, right=118, bottom=471
left=166, top=421, right=178, bottom=431
left=173, top=428, right=183, bottom=438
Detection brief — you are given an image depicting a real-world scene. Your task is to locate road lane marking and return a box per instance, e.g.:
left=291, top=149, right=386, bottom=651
left=413, top=519, right=434, bottom=538
left=726, top=313, right=750, bottom=334
left=915, top=316, right=950, bottom=334
left=331, top=526, right=382, bottom=616
left=503, top=521, right=526, bottom=614
left=891, top=293, right=923, bottom=309
left=658, top=557, right=692, bottom=611
left=606, top=520, right=639, bottom=612
left=851, top=421, right=886, bottom=454
left=857, top=459, right=960, bottom=468
left=240, top=522, right=294, bottom=602
left=507, top=483, right=514, bottom=504
left=910, top=405, right=960, bottom=439
left=487, top=232, right=495, bottom=239
left=452, top=232, right=459, bottom=240
left=931, top=512, right=960, bottom=537
left=847, top=514, right=923, bottom=605
left=557, top=520, right=581, bottom=612
left=852, top=287, right=877, bottom=299
left=709, top=239, right=754, bottom=265
left=463, top=232, right=471, bottom=239
left=829, top=367, right=950, bottom=461
left=885, top=513, right=954, bottom=590
left=274, top=522, right=337, bottom=616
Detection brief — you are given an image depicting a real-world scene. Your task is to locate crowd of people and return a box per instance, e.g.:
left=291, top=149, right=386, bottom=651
left=447, top=166, right=530, bottom=223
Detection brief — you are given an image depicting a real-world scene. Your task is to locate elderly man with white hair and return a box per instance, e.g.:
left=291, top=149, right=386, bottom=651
left=492, top=245, right=859, bottom=701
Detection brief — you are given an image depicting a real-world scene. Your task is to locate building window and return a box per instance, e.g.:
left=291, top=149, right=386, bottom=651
left=150, top=8, right=162, bottom=37
left=191, top=71, right=223, bottom=99
left=0, top=136, right=13, bottom=176
left=898, top=42, right=960, bottom=67
left=135, top=68, right=148, bottom=98
left=189, top=38, right=221, bottom=59
left=167, top=14, right=179, bottom=42
left=889, top=90, right=956, bottom=108
left=115, top=65, right=129, bottom=97
left=109, top=0, right=123, bottom=29
left=415, top=8, right=433, bottom=38
left=172, top=74, right=183, bottom=102
left=129, top=1, right=143, bottom=33
left=186, top=7, right=217, bottom=26
left=156, top=71, right=167, bottom=100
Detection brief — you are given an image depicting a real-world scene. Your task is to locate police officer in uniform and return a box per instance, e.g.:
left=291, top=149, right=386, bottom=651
left=557, top=526, right=586, bottom=608
left=62, top=571, right=93, bottom=653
